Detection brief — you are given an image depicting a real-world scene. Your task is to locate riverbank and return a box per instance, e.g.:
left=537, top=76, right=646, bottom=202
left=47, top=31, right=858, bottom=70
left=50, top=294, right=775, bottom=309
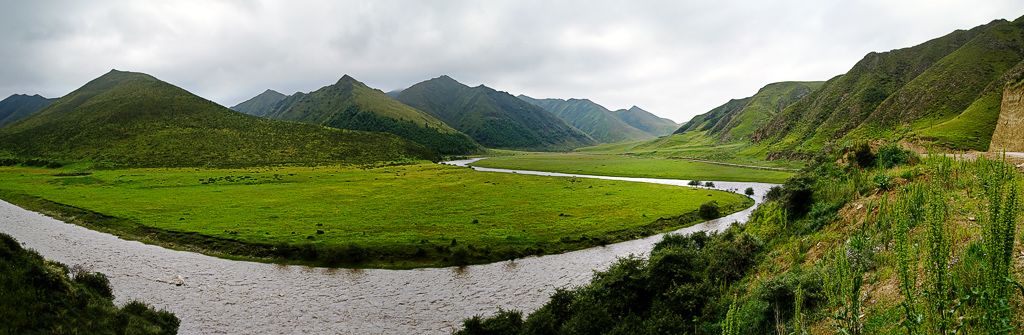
left=0, top=169, right=776, bottom=334
left=0, top=161, right=753, bottom=268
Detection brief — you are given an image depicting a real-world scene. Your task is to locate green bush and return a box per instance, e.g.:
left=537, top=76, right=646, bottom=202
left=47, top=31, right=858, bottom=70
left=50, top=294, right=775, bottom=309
left=849, top=142, right=876, bottom=169
left=875, top=143, right=914, bottom=169
left=700, top=201, right=721, bottom=219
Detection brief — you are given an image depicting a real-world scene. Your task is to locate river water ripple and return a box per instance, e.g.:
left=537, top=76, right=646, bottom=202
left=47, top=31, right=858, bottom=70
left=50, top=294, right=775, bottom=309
left=0, top=159, right=778, bottom=334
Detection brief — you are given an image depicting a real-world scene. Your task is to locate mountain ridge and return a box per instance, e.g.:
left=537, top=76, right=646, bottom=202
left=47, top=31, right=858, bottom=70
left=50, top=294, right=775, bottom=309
left=0, top=69, right=441, bottom=166
left=253, top=74, right=482, bottom=155
left=395, top=76, right=597, bottom=151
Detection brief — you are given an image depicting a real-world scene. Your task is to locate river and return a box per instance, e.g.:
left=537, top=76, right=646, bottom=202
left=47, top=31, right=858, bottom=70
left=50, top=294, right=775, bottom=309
left=0, top=159, right=778, bottom=334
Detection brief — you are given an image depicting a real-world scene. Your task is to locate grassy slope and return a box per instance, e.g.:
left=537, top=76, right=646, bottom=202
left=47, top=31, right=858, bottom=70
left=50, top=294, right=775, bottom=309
left=470, top=153, right=795, bottom=183
left=854, top=18, right=1024, bottom=150
left=0, top=70, right=441, bottom=167
left=0, top=94, right=54, bottom=128
left=0, top=163, right=751, bottom=268
left=228, top=89, right=286, bottom=117
left=754, top=18, right=1024, bottom=156
left=0, top=233, right=179, bottom=334
left=518, top=95, right=656, bottom=143
left=257, top=75, right=481, bottom=155
left=396, top=76, right=598, bottom=151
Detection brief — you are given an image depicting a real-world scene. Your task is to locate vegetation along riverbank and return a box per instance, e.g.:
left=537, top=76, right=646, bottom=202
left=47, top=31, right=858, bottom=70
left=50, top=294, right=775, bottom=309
left=456, top=144, right=1024, bottom=334
left=0, top=161, right=752, bottom=268
left=0, top=232, right=179, bottom=334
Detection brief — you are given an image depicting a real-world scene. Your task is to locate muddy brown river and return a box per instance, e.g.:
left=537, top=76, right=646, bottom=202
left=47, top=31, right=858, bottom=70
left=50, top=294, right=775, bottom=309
left=0, top=158, right=777, bottom=334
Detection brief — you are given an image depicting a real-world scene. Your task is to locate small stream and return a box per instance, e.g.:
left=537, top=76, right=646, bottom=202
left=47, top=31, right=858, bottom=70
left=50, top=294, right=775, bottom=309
left=0, top=159, right=777, bottom=334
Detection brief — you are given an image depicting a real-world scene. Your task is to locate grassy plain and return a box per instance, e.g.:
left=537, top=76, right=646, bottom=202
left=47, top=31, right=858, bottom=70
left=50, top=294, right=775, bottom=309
left=469, top=153, right=795, bottom=183
left=576, top=132, right=807, bottom=170
left=0, top=162, right=751, bottom=268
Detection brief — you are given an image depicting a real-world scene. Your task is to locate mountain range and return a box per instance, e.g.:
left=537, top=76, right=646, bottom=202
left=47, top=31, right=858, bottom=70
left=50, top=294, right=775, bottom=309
left=0, top=70, right=440, bottom=167
left=233, top=75, right=482, bottom=155
left=394, top=75, right=598, bottom=151
left=517, top=95, right=677, bottom=143
left=0, top=94, right=55, bottom=128
left=652, top=15, right=1024, bottom=160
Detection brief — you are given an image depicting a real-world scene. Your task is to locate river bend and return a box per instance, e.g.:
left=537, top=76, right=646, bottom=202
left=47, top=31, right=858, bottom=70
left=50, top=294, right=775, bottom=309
left=0, top=159, right=777, bottom=334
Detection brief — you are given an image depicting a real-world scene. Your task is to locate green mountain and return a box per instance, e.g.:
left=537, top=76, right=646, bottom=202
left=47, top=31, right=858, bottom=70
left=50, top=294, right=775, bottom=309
left=676, top=81, right=823, bottom=142
left=750, top=17, right=1024, bottom=156
left=609, top=106, right=679, bottom=137
left=395, top=75, right=598, bottom=151
left=0, top=94, right=55, bottom=128
left=517, top=95, right=655, bottom=143
left=229, top=89, right=286, bottom=117
left=257, top=75, right=481, bottom=155
left=0, top=70, right=440, bottom=167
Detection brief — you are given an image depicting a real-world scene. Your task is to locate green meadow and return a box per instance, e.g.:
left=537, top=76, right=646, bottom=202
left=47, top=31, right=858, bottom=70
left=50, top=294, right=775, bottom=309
left=469, top=153, right=795, bottom=183
left=0, top=162, right=751, bottom=268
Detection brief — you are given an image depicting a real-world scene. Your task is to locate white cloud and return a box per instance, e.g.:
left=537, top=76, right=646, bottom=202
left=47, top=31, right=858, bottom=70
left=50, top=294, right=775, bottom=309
left=1, top=0, right=1022, bottom=123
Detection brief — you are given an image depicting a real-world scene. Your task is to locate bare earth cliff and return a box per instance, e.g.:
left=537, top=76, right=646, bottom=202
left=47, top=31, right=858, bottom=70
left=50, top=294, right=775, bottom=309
left=990, top=84, right=1024, bottom=153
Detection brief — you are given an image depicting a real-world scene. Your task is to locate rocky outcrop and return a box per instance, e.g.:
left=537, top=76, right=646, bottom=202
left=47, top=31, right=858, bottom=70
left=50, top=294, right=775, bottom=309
left=989, top=84, right=1024, bottom=152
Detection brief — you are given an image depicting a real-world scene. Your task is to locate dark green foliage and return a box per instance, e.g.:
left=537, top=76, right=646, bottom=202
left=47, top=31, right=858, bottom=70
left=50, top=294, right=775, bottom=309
left=778, top=174, right=817, bottom=219
left=0, top=94, right=55, bottom=128
left=875, top=143, right=915, bottom=169
left=396, top=75, right=597, bottom=151
left=745, top=187, right=755, bottom=196
left=456, top=310, right=525, bottom=335
left=0, top=70, right=441, bottom=167
left=0, top=232, right=179, bottom=334
left=456, top=228, right=764, bottom=334
left=850, top=142, right=876, bottom=169
left=699, top=201, right=720, bottom=219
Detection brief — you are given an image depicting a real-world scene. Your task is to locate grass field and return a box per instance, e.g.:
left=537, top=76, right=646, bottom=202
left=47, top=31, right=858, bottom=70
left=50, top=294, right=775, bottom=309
left=0, top=162, right=751, bottom=268
left=469, top=153, right=795, bottom=183
left=575, top=133, right=807, bottom=170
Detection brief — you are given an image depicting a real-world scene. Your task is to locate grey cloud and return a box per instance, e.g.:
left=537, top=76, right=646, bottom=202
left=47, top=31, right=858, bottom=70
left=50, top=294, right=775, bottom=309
left=0, top=0, right=1022, bottom=122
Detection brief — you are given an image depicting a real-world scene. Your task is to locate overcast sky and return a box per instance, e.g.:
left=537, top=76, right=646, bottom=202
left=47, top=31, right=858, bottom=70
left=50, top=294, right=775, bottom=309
left=2, top=1, right=1023, bottom=123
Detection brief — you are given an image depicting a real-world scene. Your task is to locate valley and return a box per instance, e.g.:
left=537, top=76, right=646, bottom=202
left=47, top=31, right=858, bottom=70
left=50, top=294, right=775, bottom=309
left=0, top=159, right=754, bottom=268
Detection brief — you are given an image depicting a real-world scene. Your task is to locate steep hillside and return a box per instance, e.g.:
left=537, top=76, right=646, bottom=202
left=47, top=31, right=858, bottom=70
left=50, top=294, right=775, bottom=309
left=396, top=75, right=598, bottom=151
left=753, top=17, right=1024, bottom=156
left=676, top=81, right=822, bottom=143
left=0, top=70, right=441, bottom=167
left=609, top=106, right=679, bottom=137
left=518, top=95, right=654, bottom=143
left=0, top=94, right=55, bottom=128
left=229, top=89, right=286, bottom=117
left=258, top=75, right=481, bottom=155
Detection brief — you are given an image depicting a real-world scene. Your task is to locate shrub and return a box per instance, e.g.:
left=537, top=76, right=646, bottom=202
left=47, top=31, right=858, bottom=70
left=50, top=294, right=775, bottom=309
left=849, top=142, right=876, bottom=169
left=699, top=201, right=720, bottom=219
left=688, top=180, right=702, bottom=187
left=745, top=187, right=755, bottom=196
left=876, top=143, right=914, bottom=169
left=873, top=174, right=894, bottom=191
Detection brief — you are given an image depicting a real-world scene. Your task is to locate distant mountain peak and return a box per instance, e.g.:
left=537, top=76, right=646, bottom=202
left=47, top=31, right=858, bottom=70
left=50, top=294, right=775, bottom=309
left=335, top=74, right=360, bottom=86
